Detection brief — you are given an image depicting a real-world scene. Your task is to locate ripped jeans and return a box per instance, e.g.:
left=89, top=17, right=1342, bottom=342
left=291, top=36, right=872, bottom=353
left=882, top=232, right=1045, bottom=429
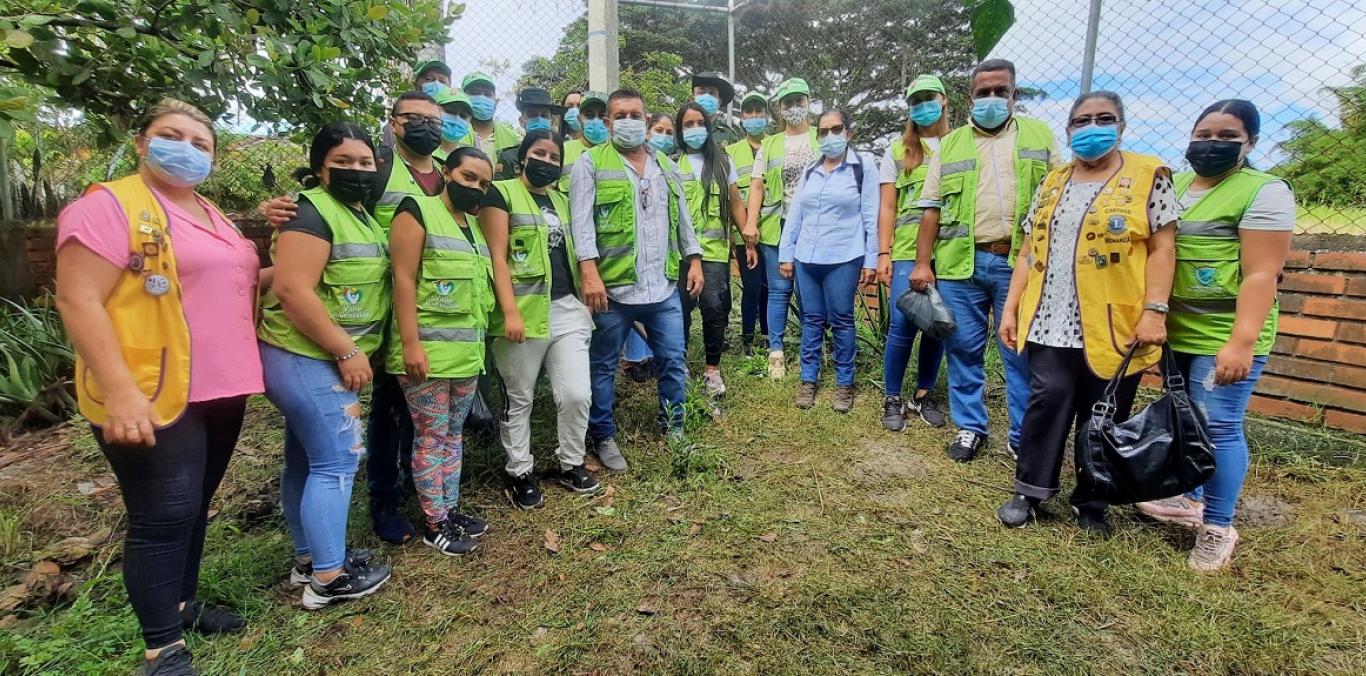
left=260, top=342, right=364, bottom=574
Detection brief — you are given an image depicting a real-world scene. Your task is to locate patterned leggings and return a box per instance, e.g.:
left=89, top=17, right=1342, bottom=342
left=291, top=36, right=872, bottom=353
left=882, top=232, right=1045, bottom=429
left=398, top=375, right=479, bottom=526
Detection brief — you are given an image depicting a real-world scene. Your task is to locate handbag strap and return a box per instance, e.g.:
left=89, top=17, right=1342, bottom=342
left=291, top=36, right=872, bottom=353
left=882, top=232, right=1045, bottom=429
left=1160, top=343, right=1186, bottom=393
left=1093, top=344, right=1141, bottom=421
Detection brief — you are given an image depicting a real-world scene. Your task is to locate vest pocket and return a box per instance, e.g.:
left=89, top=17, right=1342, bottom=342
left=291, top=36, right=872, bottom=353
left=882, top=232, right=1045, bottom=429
left=509, top=233, right=547, bottom=280
left=418, top=258, right=477, bottom=315
left=593, top=183, right=631, bottom=234
left=82, top=346, right=168, bottom=407
left=939, top=174, right=965, bottom=227
left=322, top=259, right=388, bottom=326
left=1173, top=237, right=1240, bottom=300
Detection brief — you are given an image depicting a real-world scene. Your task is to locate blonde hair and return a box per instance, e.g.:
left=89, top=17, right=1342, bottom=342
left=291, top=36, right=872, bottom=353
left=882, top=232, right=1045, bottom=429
left=138, top=98, right=216, bottom=148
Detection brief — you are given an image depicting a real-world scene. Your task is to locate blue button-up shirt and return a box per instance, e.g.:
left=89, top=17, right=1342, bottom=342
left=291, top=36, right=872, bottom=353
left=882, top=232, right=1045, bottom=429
left=778, top=149, right=880, bottom=268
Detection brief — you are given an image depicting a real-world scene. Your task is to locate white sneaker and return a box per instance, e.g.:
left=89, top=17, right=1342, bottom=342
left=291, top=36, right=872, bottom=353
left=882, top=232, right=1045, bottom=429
left=767, top=350, right=786, bottom=380
left=1136, top=496, right=1205, bottom=529
left=1189, top=524, right=1239, bottom=572
left=703, top=368, right=726, bottom=397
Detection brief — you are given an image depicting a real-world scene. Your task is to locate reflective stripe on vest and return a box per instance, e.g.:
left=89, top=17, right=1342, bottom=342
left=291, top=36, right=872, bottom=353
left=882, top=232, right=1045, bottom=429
left=588, top=144, right=683, bottom=286
left=678, top=153, right=732, bottom=263
left=757, top=129, right=818, bottom=246
left=889, top=138, right=933, bottom=261
left=488, top=178, right=578, bottom=340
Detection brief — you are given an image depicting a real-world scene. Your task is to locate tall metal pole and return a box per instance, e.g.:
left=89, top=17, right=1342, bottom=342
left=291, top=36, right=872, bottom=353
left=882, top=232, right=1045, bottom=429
left=588, top=0, right=621, bottom=92
left=1079, top=0, right=1102, bottom=94
left=727, top=0, right=736, bottom=85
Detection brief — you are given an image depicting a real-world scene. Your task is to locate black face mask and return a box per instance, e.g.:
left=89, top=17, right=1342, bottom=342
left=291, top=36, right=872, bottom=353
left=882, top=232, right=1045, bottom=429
left=400, top=118, right=442, bottom=156
left=447, top=182, right=485, bottom=214
left=326, top=168, right=381, bottom=205
left=1185, top=140, right=1244, bottom=178
left=523, top=157, right=561, bottom=188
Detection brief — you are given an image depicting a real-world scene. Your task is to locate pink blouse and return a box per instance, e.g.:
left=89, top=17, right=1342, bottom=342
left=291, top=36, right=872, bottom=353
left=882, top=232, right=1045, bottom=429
left=56, top=185, right=265, bottom=402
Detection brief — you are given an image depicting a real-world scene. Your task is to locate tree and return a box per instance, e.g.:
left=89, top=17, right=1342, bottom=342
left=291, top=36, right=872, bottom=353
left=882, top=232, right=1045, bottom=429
left=1274, top=64, right=1366, bottom=209
left=0, top=0, right=459, bottom=140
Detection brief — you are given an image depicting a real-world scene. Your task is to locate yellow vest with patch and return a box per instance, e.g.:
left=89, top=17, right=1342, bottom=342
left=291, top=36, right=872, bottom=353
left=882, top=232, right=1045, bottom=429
left=1016, top=152, right=1165, bottom=379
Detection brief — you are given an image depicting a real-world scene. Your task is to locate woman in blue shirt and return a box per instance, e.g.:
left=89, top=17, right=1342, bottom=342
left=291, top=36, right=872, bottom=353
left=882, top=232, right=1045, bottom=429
left=778, top=109, right=880, bottom=413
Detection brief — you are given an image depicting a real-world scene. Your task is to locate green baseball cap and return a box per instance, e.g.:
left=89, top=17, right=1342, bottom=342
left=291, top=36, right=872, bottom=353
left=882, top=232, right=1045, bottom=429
left=414, top=60, right=451, bottom=79
left=773, top=78, right=811, bottom=103
left=580, top=90, right=609, bottom=110
left=435, top=87, right=472, bottom=112
left=461, top=71, right=496, bottom=92
left=740, top=90, right=768, bottom=107
left=906, top=74, right=946, bottom=99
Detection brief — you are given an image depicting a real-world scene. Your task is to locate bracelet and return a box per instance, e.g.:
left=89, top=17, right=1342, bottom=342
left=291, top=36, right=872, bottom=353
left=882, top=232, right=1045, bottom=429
left=878, top=251, right=890, bottom=256
left=335, top=346, right=361, bottom=362
left=1143, top=302, right=1170, bottom=315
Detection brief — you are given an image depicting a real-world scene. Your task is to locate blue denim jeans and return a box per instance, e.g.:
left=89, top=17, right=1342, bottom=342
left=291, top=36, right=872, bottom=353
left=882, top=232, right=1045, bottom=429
left=623, top=329, right=653, bottom=362
left=260, top=342, right=363, bottom=573
left=1176, top=352, right=1268, bottom=527
left=937, top=251, right=1029, bottom=446
left=884, top=259, right=944, bottom=397
left=794, top=257, right=862, bottom=387
left=762, top=242, right=797, bottom=352
left=589, top=290, right=688, bottom=439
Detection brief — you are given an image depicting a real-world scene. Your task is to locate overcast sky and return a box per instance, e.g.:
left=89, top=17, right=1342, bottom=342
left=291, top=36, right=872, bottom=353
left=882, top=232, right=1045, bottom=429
left=437, top=0, right=1361, bottom=167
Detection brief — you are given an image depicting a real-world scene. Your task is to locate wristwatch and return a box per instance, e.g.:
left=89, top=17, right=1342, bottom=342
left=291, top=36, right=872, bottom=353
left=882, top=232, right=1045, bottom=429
left=1143, top=302, right=1170, bottom=314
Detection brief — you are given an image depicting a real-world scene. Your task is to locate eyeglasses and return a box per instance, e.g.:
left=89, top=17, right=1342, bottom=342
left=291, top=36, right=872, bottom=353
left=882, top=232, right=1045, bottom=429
left=818, top=124, right=846, bottom=136
left=639, top=185, right=651, bottom=210
left=1069, top=114, right=1120, bottom=128
left=395, top=112, right=442, bottom=126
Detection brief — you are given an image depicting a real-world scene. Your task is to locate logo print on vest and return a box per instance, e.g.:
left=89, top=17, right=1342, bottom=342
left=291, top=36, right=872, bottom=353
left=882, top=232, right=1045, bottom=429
left=342, top=287, right=363, bottom=304
left=1107, top=215, right=1126, bottom=234
left=1195, top=267, right=1217, bottom=287
left=511, top=250, right=529, bottom=264
left=435, top=280, right=455, bottom=296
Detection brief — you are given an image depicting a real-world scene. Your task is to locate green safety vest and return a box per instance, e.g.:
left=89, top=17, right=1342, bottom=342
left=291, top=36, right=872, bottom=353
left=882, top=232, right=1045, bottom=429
left=932, top=116, right=1053, bottom=280
left=726, top=138, right=762, bottom=245
left=888, top=139, right=934, bottom=262
left=1168, top=168, right=1284, bottom=356
left=757, top=129, right=818, bottom=246
left=463, top=122, right=523, bottom=162
left=374, top=155, right=439, bottom=232
left=677, top=153, right=732, bottom=263
left=384, top=195, right=494, bottom=378
left=490, top=178, right=580, bottom=340
left=587, top=143, right=685, bottom=287
left=258, top=187, right=391, bottom=360
left=560, top=137, right=589, bottom=193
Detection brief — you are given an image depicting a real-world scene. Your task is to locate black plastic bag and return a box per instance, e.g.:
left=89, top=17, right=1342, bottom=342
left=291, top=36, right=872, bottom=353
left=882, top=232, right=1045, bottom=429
left=894, top=284, right=956, bottom=340
left=1076, top=344, right=1215, bottom=505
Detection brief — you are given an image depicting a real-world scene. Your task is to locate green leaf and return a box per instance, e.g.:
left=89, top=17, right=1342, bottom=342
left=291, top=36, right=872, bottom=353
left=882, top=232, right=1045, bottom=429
left=245, top=8, right=260, bottom=25
left=115, top=25, right=137, bottom=40
left=449, top=3, right=466, bottom=18
left=20, top=14, right=57, bottom=28
left=970, top=0, right=1015, bottom=59
left=367, top=5, right=390, bottom=20
left=328, top=97, right=350, bottom=109
left=4, top=29, right=34, bottom=49
left=0, top=118, right=13, bottom=143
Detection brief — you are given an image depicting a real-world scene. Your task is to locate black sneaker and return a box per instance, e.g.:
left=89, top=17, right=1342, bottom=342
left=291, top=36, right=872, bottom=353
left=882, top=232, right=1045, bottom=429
left=1074, top=507, right=1112, bottom=539
left=946, top=430, right=985, bottom=462
left=180, top=601, right=245, bottom=635
left=139, top=644, right=197, bottom=676
left=553, top=464, right=602, bottom=493
left=997, top=494, right=1038, bottom=528
left=423, top=518, right=478, bottom=557
left=881, top=396, right=906, bottom=431
left=289, top=548, right=376, bottom=587
left=370, top=504, right=415, bottom=545
left=449, top=512, right=488, bottom=538
left=625, top=359, right=655, bottom=383
left=505, top=472, right=544, bottom=510
left=300, top=559, right=392, bottom=610
left=911, top=393, right=947, bottom=428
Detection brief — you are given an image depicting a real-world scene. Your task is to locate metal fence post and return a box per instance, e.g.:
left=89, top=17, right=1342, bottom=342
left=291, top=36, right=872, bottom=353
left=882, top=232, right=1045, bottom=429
left=1080, top=0, right=1103, bottom=94
left=588, top=0, right=621, bottom=92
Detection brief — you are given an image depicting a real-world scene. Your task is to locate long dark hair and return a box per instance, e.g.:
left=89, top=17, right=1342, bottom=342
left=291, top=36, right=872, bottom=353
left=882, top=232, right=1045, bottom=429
left=516, top=129, right=564, bottom=167
left=1192, top=99, right=1260, bottom=169
left=292, top=121, right=375, bottom=188
left=442, top=145, right=492, bottom=173
left=674, top=101, right=732, bottom=225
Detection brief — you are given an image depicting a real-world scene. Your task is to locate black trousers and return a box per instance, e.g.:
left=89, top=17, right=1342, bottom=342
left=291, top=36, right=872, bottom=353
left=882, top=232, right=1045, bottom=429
left=1014, top=344, right=1140, bottom=512
left=679, top=260, right=733, bottom=367
left=735, top=244, right=768, bottom=343
left=97, top=396, right=247, bottom=649
left=366, top=371, right=414, bottom=510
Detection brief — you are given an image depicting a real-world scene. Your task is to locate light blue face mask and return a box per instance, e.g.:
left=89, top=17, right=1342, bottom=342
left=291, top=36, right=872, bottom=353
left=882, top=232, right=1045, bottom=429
left=442, top=114, right=471, bottom=143
left=695, top=93, right=720, bottom=116
left=682, top=126, right=709, bottom=150
left=564, top=107, right=581, bottom=132
left=818, top=133, right=848, bottom=159
left=421, top=81, right=446, bottom=98
left=971, top=96, right=1010, bottom=129
left=741, top=117, right=768, bottom=136
left=146, top=137, right=212, bottom=187
left=583, top=118, right=610, bottom=145
left=909, top=100, right=943, bottom=127
left=612, top=118, right=648, bottom=149
left=525, top=116, right=552, bottom=133
left=647, top=131, right=676, bottom=154
left=469, top=94, right=496, bottom=121
left=1070, top=124, right=1120, bottom=161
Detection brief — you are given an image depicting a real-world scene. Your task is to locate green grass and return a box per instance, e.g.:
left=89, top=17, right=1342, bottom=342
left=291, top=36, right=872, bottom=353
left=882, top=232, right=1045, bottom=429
left=2, top=331, right=1365, bottom=673
left=1296, top=204, right=1366, bottom=235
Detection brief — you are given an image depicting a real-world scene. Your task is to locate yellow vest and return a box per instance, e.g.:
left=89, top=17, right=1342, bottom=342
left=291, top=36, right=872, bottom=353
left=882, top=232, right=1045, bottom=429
left=74, top=174, right=222, bottom=428
left=1016, top=152, right=1165, bottom=379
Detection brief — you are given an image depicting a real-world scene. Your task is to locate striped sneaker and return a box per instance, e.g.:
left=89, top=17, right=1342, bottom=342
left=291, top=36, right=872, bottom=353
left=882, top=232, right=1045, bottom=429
left=423, top=518, right=478, bottom=557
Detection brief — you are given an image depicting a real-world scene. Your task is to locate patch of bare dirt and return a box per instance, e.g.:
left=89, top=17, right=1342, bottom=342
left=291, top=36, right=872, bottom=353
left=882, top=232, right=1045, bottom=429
left=849, top=438, right=931, bottom=485
left=1237, top=493, right=1297, bottom=528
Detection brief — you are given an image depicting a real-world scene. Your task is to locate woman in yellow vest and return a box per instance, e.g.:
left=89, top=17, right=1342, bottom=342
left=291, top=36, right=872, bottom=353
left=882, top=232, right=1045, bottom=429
left=1136, top=100, right=1295, bottom=571
left=479, top=130, right=599, bottom=509
left=56, top=99, right=259, bottom=673
left=877, top=74, right=951, bottom=432
left=388, top=146, right=496, bottom=556
left=258, top=122, right=395, bottom=610
left=998, top=91, right=1177, bottom=537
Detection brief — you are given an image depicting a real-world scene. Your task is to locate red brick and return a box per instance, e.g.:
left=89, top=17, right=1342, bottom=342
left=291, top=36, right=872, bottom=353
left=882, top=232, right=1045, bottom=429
left=1140, top=373, right=1163, bottom=390
left=1280, top=271, right=1347, bottom=295
left=1283, top=249, right=1313, bottom=270
left=1326, top=409, right=1366, bottom=433
left=1336, top=322, right=1366, bottom=345
left=1345, top=276, right=1366, bottom=298
left=1254, top=375, right=1366, bottom=410
left=1302, top=297, right=1366, bottom=321
left=1296, top=338, right=1366, bottom=364
left=1272, top=335, right=1299, bottom=355
left=1264, top=356, right=1336, bottom=382
left=1247, top=395, right=1318, bottom=422
left=1337, top=364, right=1366, bottom=390
left=1276, top=315, right=1338, bottom=339
left=1312, top=251, right=1366, bottom=272
left=1279, top=294, right=1304, bottom=314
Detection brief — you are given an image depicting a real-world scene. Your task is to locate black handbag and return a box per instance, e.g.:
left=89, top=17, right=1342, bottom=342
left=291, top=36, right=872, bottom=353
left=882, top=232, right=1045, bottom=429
left=1075, top=344, right=1215, bottom=505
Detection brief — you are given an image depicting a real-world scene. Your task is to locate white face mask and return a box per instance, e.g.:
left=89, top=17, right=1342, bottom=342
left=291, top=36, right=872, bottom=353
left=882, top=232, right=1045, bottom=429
left=781, top=105, right=809, bottom=125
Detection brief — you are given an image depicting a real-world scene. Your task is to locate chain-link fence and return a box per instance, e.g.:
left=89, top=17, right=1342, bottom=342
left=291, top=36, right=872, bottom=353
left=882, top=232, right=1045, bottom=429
left=7, top=0, right=1365, bottom=233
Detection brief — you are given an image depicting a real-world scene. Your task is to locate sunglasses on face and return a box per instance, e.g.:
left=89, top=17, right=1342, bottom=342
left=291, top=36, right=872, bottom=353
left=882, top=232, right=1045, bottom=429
left=818, top=124, right=846, bottom=136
